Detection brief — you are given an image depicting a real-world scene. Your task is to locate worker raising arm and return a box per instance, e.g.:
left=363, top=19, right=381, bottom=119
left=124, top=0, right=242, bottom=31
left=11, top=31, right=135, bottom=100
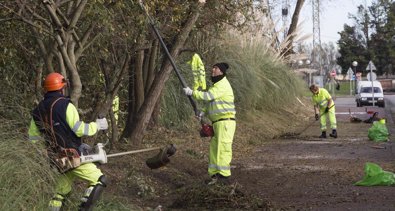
left=183, top=62, right=236, bottom=185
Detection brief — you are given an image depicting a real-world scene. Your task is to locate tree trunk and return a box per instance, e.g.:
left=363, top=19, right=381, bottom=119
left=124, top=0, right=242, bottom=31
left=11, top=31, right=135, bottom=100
left=283, top=0, right=305, bottom=57
left=122, top=54, right=137, bottom=139
left=145, top=39, right=159, bottom=94
left=147, top=39, right=160, bottom=127
left=134, top=49, right=145, bottom=113
left=150, top=93, right=162, bottom=127
left=126, top=9, right=201, bottom=144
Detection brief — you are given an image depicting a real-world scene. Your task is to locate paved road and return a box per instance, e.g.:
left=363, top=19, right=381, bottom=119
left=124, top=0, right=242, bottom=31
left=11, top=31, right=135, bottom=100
left=335, top=95, right=395, bottom=139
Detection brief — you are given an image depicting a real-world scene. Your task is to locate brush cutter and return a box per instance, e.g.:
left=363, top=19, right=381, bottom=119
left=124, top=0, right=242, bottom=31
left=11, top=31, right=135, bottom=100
left=80, top=143, right=177, bottom=169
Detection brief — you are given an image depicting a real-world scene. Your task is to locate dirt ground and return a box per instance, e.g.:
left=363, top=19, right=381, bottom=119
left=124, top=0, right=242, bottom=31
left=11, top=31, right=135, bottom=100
left=102, top=97, right=395, bottom=211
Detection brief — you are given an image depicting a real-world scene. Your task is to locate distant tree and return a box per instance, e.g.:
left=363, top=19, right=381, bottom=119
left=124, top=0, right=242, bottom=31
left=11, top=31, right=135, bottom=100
left=337, top=1, right=395, bottom=76
left=337, top=24, right=368, bottom=74
left=320, top=42, right=340, bottom=74
left=369, top=0, right=395, bottom=75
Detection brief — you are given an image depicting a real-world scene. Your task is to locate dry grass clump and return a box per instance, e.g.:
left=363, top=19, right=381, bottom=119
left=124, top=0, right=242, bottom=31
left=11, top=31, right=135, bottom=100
left=170, top=182, right=272, bottom=210
left=0, top=119, right=56, bottom=210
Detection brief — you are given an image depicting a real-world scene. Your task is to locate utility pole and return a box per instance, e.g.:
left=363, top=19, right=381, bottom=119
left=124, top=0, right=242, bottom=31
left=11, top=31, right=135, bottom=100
left=282, top=0, right=289, bottom=40
left=312, top=0, right=322, bottom=76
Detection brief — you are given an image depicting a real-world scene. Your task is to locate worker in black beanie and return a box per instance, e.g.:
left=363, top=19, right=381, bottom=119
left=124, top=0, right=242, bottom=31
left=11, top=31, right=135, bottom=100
left=213, top=62, right=229, bottom=75
left=211, top=62, right=229, bottom=83
left=183, top=62, right=236, bottom=185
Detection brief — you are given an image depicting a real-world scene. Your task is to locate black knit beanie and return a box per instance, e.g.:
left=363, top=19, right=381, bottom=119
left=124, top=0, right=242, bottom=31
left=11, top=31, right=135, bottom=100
left=213, top=62, right=229, bottom=74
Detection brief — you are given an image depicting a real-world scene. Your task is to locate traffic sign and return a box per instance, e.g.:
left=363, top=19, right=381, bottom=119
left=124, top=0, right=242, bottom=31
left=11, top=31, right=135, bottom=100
left=347, top=68, right=354, bottom=78
left=366, top=61, right=377, bottom=71
left=367, top=72, right=377, bottom=81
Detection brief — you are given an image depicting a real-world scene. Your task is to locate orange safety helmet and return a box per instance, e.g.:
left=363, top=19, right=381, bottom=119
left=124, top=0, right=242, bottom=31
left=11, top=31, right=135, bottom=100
left=44, top=72, right=67, bottom=91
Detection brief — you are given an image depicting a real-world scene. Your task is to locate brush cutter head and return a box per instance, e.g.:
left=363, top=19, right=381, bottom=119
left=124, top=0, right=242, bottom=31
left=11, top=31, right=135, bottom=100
left=146, top=144, right=177, bottom=169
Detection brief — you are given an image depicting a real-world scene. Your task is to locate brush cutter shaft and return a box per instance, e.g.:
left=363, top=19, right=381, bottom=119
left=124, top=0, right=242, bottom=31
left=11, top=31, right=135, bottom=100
left=80, top=144, right=166, bottom=165
left=106, top=147, right=161, bottom=158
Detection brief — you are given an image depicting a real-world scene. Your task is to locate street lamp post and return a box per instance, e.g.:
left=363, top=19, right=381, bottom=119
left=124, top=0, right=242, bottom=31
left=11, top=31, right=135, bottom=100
left=352, top=61, right=358, bottom=95
left=305, top=59, right=311, bottom=85
left=295, top=59, right=312, bottom=86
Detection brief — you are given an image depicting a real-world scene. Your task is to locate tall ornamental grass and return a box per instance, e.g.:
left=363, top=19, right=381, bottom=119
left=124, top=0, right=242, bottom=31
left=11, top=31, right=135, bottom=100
left=160, top=34, right=306, bottom=127
left=216, top=35, right=306, bottom=114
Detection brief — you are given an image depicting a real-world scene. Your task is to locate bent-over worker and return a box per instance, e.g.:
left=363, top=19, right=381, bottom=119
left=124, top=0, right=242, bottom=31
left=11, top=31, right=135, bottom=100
left=310, top=84, right=337, bottom=138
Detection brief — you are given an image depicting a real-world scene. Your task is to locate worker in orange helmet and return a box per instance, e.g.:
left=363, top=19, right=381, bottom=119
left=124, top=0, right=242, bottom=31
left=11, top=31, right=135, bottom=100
left=28, top=72, right=109, bottom=211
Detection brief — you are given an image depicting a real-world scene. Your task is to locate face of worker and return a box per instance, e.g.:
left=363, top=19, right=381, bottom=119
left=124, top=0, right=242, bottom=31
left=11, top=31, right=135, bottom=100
left=310, top=88, right=319, bottom=95
left=61, top=80, right=69, bottom=96
left=211, top=66, right=223, bottom=77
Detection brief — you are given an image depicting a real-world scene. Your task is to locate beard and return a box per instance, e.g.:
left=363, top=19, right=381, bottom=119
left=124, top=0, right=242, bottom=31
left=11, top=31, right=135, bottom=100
left=211, top=75, right=225, bottom=83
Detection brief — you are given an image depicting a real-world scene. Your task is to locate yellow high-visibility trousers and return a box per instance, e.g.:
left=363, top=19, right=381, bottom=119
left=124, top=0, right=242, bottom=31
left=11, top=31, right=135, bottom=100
left=49, top=163, right=103, bottom=209
left=319, top=106, right=337, bottom=131
left=208, top=120, right=236, bottom=177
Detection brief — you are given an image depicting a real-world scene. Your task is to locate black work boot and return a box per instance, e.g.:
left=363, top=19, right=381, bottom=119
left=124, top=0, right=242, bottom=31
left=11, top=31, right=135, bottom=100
left=217, top=174, right=231, bottom=185
left=329, top=129, right=337, bottom=138
left=319, top=131, right=327, bottom=138
left=206, top=174, right=218, bottom=185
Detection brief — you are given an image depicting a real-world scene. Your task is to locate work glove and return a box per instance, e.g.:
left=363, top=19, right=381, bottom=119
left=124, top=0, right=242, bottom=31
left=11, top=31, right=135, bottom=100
left=196, top=110, right=204, bottom=121
left=325, top=107, right=330, bottom=113
left=96, top=117, right=108, bottom=131
left=336, top=83, right=340, bottom=90
left=78, top=143, right=93, bottom=155
left=183, top=87, right=193, bottom=96
left=315, top=114, right=319, bottom=121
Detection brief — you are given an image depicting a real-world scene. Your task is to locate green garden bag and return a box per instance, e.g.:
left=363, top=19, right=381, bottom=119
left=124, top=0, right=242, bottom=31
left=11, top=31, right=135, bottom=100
left=367, top=120, right=389, bottom=142
left=355, top=162, right=395, bottom=186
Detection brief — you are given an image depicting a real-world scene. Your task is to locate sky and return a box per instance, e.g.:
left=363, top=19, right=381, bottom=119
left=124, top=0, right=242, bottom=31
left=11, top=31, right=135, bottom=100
left=296, top=0, right=373, bottom=45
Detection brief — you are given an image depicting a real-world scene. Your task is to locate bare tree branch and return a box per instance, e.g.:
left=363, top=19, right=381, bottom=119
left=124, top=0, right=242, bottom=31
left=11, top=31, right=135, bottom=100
left=68, top=0, right=87, bottom=29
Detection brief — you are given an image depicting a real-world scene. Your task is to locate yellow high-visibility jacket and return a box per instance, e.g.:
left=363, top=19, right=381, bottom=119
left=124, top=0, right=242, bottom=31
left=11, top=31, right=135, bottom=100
left=311, top=88, right=334, bottom=110
left=188, top=53, right=206, bottom=90
left=192, top=76, right=236, bottom=122
left=112, top=95, right=119, bottom=122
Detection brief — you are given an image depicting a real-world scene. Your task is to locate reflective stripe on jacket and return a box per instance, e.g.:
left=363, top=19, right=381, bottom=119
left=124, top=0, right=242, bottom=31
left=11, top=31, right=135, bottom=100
left=189, top=53, right=206, bottom=90
left=192, top=76, right=236, bottom=122
left=112, top=95, right=119, bottom=121
left=311, top=88, right=334, bottom=108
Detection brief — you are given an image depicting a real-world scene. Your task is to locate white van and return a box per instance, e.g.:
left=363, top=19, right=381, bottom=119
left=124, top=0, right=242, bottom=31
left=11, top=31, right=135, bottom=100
left=355, top=81, right=385, bottom=107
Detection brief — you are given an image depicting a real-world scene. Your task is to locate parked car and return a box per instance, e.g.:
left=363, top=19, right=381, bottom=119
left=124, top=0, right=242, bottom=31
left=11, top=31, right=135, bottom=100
left=355, top=81, right=385, bottom=107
